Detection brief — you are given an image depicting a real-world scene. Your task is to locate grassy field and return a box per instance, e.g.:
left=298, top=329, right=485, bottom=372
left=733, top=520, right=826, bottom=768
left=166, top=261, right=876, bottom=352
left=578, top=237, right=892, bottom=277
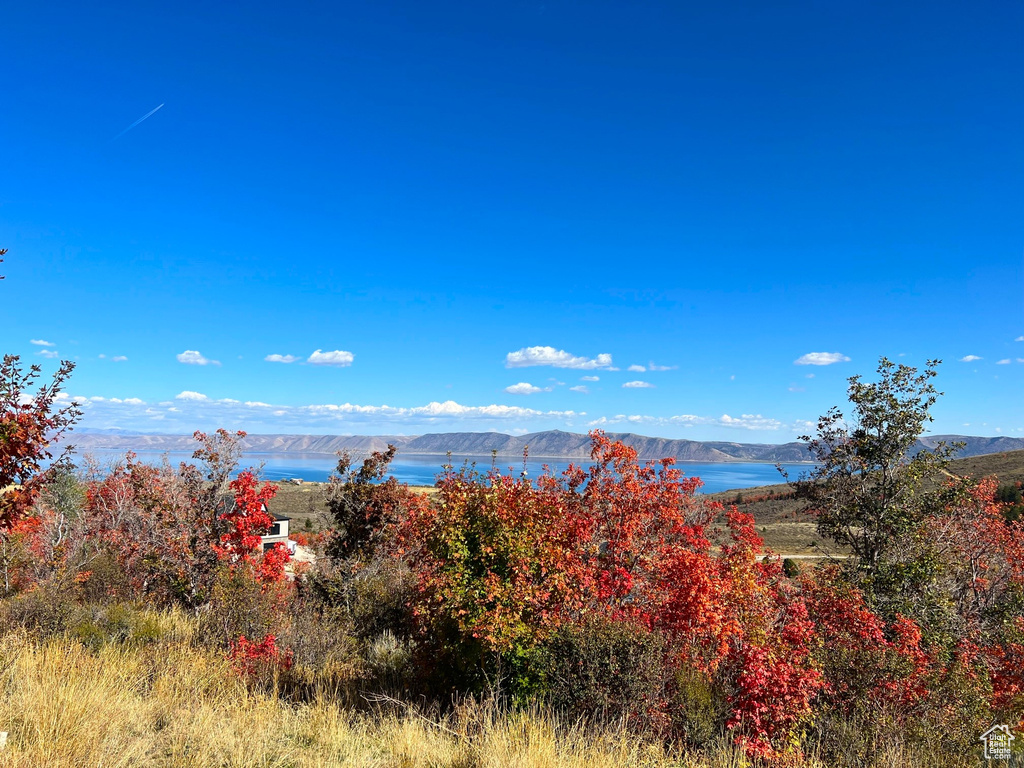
left=268, top=482, right=436, bottom=534
left=0, top=609, right=732, bottom=768
left=0, top=611, right=967, bottom=768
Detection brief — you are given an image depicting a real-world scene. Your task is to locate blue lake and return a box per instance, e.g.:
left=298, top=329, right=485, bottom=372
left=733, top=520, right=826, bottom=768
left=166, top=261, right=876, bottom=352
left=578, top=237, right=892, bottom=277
left=76, top=450, right=812, bottom=494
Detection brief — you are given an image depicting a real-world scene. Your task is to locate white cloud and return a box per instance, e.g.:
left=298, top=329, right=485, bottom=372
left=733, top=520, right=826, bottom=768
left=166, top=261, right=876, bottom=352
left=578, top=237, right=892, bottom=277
left=505, top=346, right=613, bottom=370
left=1016, top=336, right=1024, bottom=342
left=30, top=339, right=55, bottom=347
left=627, top=364, right=646, bottom=373
left=307, top=349, right=354, bottom=367
left=504, top=382, right=548, bottom=395
left=265, top=354, right=300, bottom=364
left=622, top=380, right=654, bottom=389
left=1018, top=359, right=1024, bottom=364
left=959, top=355, right=983, bottom=362
left=569, top=385, right=589, bottom=393
left=175, top=391, right=209, bottom=401
left=70, top=389, right=823, bottom=439
left=581, top=376, right=600, bottom=382
left=81, top=395, right=582, bottom=430
left=647, top=362, right=677, bottom=371
left=112, top=355, right=128, bottom=362
left=806, top=373, right=815, bottom=378
left=719, top=414, right=783, bottom=430
left=788, top=386, right=805, bottom=392
left=997, top=359, right=1012, bottom=365
left=588, top=412, right=784, bottom=432
left=36, top=349, right=59, bottom=359
left=409, top=401, right=580, bottom=420
left=794, top=352, right=850, bottom=366
left=177, top=350, right=220, bottom=366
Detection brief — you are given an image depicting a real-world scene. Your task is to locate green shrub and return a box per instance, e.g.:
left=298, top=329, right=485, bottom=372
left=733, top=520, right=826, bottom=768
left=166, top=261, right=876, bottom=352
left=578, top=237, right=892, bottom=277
left=537, top=616, right=668, bottom=729
left=199, top=566, right=285, bottom=649
left=76, top=551, right=133, bottom=603
left=348, top=560, right=417, bottom=642
left=67, top=603, right=184, bottom=650
left=363, top=629, right=415, bottom=694
left=0, top=584, right=78, bottom=637
left=671, top=663, right=727, bottom=748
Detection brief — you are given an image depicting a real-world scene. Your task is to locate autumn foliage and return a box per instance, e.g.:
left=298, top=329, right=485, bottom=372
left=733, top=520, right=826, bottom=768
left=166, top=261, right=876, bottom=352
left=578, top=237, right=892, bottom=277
left=389, top=436, right=825, bottom=757
left=216, top=469, right=289, bottom=582
left=0, top=355, right=80, bottom=530
left=227, top=633, right=294, bottom=681
left=338, top=431, right=1021, bottom=762
left=3, top=350, right=1024, bottom=765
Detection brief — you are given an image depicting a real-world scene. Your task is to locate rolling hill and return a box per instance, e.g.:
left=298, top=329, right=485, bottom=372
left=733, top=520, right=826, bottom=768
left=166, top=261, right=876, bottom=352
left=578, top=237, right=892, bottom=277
left=70, top=429, right=1024, bottom=463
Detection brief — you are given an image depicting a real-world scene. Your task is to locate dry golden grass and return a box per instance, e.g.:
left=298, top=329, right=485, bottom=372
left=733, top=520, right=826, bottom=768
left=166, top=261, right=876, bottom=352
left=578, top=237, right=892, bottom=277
left=0, top=616, right=691, bottom=768
left=0, top=611, right=985, bottom=768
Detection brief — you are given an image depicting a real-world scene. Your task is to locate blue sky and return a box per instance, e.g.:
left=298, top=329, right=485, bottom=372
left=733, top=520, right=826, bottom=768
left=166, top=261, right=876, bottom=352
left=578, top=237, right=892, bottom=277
left=2, top=1, right=1022, bottom=439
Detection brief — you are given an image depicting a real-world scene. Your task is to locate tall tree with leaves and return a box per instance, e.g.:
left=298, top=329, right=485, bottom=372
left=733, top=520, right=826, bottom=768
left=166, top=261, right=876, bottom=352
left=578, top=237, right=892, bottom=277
left=790, top=358, right=960, bottom=596
left=0, top=355, right=81, bottom=530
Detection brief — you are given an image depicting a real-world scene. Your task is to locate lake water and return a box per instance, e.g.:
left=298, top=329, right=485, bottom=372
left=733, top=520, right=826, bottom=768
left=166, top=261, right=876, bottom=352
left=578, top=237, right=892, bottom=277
left=76, top=449, right=813, bottom=494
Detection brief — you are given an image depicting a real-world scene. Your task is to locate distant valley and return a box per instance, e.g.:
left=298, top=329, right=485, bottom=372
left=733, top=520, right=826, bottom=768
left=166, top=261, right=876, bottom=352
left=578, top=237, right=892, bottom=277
left=70, top=429, right=1024, bottom=463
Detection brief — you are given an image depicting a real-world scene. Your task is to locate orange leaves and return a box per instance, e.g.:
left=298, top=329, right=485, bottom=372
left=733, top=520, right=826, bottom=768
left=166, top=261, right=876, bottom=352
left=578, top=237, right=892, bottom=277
left=986, top=618, right=1024, bottom=728
left=80, top=435, right=287, bottom=606
left=396, top=431, right=826, bottom=760
left=217, top=470, right=287, bottom=585
left=0, top=355, right=80, bottom=530
left=226, top=633, right=293, bottom=680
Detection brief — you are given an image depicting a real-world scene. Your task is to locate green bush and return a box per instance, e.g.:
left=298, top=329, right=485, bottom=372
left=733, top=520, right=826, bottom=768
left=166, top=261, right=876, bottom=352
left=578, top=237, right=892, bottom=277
left=200, top=566, right=285, bottom=648
left=363, top=629, right=415, bottom=694
left=69, top=603, right=181, bottom=650
left=537, top=616, right=668, bottom=729
left=0, top=584, right=77, bottom=637
left=671, top=663, right=728, bottom=748
left=348, top=560, right=417, bottom=642
left=76, top=551, right=133, bottom=603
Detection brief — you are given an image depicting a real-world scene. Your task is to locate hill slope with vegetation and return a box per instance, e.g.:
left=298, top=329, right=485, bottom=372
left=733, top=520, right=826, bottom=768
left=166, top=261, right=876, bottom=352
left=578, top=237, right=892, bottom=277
left=3, top=354, right=1023, bottom=766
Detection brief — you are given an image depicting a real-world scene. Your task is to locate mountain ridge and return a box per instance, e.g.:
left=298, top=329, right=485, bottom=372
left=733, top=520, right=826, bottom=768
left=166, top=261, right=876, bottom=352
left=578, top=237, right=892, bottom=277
left=67, top=430, right=1024, bottom=463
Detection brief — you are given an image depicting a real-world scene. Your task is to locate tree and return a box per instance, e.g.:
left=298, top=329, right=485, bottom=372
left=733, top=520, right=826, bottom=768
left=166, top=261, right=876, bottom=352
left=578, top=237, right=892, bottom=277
left=216, top=469, right=287, bottom=583
left=790, top=357, right=960, bottom=593
left=83, top=431, right=283, bottom=606
left=323, top=445, right=413, bottom=562
left=0, top=355, right=81, bottom=530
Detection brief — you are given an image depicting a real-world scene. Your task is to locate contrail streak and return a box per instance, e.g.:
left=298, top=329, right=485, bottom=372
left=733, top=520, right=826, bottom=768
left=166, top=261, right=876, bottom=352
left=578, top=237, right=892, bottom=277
left=111, top=103, right=164, bottom=141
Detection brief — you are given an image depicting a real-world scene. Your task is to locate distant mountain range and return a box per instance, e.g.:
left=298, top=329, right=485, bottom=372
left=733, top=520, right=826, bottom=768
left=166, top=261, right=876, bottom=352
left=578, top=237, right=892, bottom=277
left=69, top=429, right=1024, bottom=463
